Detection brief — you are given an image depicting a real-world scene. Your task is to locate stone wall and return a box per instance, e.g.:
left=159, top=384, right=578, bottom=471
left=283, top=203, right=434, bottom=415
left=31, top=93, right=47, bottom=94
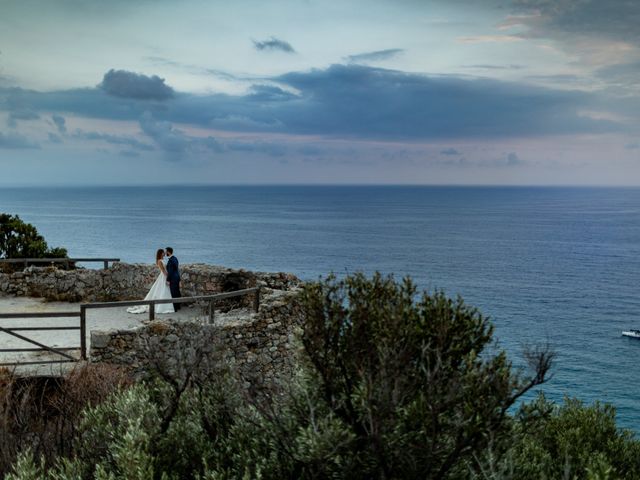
left=0, top=262, right=300, bottom=303
left=0, top=262, right=305, bottom=389
left=89, top=289, right=304, bottom=390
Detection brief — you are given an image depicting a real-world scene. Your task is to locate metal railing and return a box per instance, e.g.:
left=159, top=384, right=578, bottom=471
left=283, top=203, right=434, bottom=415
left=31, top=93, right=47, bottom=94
left=0, top=258, right=120, bottom=270
left=81, top=287, right=261, bottom=324
left=0, top=311, right=86, bottom=366
left=0, top=287, right=259, bottom=367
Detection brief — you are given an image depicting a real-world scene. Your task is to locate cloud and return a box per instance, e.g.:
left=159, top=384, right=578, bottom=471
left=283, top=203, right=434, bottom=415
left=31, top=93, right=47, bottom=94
left=252, top=36, right=295, bottom=53
left=526, top=74, right=583, bottom=83
left=52, top=114, right=66, bottom=133
left=48, top=133, right=63, bottom=143
left=625, top=142, right=639, bottom=150
left=0, top=131, right=39, bottom=149
left=346, top=49, right=404, bottom=63
left=506, top=152, right=522, bottom=166
left=457, top=35, right=523, bottom=44
left=272, top=64, right=625, bottom=139
left=119, top=150, right=140, bottom=158
left=138, top=113, right=288, bottom=159
left=0, top=64, right=635, bottom=144
left=462, top=64, right=524, bottom=70
left=507, top=0, right=640, bottom=48
left=99, top=69, right=174, bottom=100
left=7, top=109, right=39, bottom=128
left=595, top=61, right=640, bottom=91
left=226, top=139, right=286, bottom=157
left=247, top=84, right=298, bottom=102
left=71, top=129, right=154, bottom=151
left=298, top=145, right=324, bottom=156
left=502, top=1, right=640, bottom=73
left=139, top=113, right=189, bottom=155
left=440, top=148, right=460, bottom=155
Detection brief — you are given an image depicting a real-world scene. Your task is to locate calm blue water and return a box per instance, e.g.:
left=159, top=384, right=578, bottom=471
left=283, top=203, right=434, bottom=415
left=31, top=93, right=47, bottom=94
left=1, top=186, right=639, bottom=429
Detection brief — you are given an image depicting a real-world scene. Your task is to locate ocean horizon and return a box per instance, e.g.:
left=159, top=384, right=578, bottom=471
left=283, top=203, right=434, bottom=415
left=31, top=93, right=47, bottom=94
left=1, top=185, right=639, bottom=429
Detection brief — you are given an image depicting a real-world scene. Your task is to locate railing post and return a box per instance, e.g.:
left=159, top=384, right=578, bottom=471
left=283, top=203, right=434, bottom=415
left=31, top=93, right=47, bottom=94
left=104, top=260, right=109, bottom=270
left=254, top=287, right=260, bottom=313
left=149, top=302, right=155, bottom=321
left=80, top=306, right=87, bottom=360
left=209, top=301, right=214, bottom=324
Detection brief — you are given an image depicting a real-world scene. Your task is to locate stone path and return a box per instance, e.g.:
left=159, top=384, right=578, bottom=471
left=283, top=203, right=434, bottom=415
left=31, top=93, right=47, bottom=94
left=0, top=295, right=206, bottom=375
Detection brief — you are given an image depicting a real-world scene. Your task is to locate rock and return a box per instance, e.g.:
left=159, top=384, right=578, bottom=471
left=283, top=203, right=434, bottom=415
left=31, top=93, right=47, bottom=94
left=91, top=331, right=113, bottom=349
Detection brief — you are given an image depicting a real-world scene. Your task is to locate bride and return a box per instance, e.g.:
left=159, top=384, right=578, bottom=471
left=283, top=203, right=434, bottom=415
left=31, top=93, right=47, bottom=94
left=127, top=249, right=175, bottom=314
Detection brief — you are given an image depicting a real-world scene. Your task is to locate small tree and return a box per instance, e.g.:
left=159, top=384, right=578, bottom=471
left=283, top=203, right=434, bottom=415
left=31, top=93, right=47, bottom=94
left=0, top=214, right=67, bottom=268
left=295, top=272, right=554, bottom=479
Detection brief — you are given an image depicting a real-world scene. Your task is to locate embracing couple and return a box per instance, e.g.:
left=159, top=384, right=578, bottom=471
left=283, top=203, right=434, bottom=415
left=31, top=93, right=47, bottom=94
left=127, top=247, right=181, bottom=315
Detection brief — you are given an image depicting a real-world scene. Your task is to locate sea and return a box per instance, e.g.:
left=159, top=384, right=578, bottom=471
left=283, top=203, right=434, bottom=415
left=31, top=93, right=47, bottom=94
left=1, top=185, right=639, bottom=430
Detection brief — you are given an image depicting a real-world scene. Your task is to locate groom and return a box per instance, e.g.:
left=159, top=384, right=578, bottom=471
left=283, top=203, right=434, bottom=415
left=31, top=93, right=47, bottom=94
left=165, top=247, right=181, bottom=311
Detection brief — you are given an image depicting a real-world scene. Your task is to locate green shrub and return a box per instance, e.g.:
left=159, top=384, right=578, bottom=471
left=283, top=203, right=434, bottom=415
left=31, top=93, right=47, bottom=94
left=6, top=273, right=639, bottom=480
left=0, top=213, right=67, bottom=260
left=498, top=394, right=640, bottom=480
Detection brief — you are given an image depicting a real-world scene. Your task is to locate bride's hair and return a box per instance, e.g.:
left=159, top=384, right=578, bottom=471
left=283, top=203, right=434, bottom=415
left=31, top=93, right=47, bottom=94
left=156, top=249, right=164, bottom=261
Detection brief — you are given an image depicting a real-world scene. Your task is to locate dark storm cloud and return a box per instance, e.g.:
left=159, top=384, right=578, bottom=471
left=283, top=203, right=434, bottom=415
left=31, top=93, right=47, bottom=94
left=440, top=148, right=460, bottom=155
left=0, top=64, right=635, bottom=143
left=252, top=37, right=295, bottom=53
left=52, top=114, right=66, bottom=133
left=346, top=49, right=404, bottom=63
left=71, top=129, right=154, bottom=151
left=99, top=69, right=174, bottom=100
left=0, top=131, right=39, bottom=149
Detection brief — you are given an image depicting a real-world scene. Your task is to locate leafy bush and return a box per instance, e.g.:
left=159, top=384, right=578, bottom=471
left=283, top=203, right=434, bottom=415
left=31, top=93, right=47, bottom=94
left=482, top=394, right=640, bottom=480
left=288, top=273, right=553, bottom=479
left=4, top=273, right=639, bottom=480
left=0, top=213, right=68, bottom=270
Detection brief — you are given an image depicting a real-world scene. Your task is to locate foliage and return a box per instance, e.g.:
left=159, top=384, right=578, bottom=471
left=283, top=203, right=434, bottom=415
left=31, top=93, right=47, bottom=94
left=0, top=213, right=68, bottom=266
left=0, top=364, right=133, bottom=476
left=289, top=273, right=553, bottom=479
left=3, top=273, right=639, bottom=480
left=482, top=394, right=640, bottom=480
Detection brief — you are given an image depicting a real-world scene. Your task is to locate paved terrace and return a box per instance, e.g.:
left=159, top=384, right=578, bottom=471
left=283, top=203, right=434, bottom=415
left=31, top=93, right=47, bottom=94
left=0, top=295, right=207, bottom=375
left=0, top=262, right=298, bottom=376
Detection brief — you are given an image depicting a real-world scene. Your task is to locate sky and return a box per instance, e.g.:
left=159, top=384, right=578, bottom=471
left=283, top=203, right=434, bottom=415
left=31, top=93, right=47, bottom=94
left=0, top=0, right=639, bottom=186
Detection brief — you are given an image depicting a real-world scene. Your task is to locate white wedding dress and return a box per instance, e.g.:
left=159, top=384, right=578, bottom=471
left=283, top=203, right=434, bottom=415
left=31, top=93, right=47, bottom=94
left=127, top=262, right=175, bottom=314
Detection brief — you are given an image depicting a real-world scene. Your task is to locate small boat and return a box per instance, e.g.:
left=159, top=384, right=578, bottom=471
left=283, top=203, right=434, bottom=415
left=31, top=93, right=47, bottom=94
left=622, top=329, right=640, bottom=339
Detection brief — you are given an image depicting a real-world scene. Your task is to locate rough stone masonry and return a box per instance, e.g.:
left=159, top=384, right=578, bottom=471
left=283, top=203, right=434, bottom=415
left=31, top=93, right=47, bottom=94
left=0, top=263, right=304, bottom=389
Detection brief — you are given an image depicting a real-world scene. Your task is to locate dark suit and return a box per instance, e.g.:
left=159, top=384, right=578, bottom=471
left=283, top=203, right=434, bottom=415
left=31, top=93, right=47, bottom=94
left=166, top=255, right=181, bottom=310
